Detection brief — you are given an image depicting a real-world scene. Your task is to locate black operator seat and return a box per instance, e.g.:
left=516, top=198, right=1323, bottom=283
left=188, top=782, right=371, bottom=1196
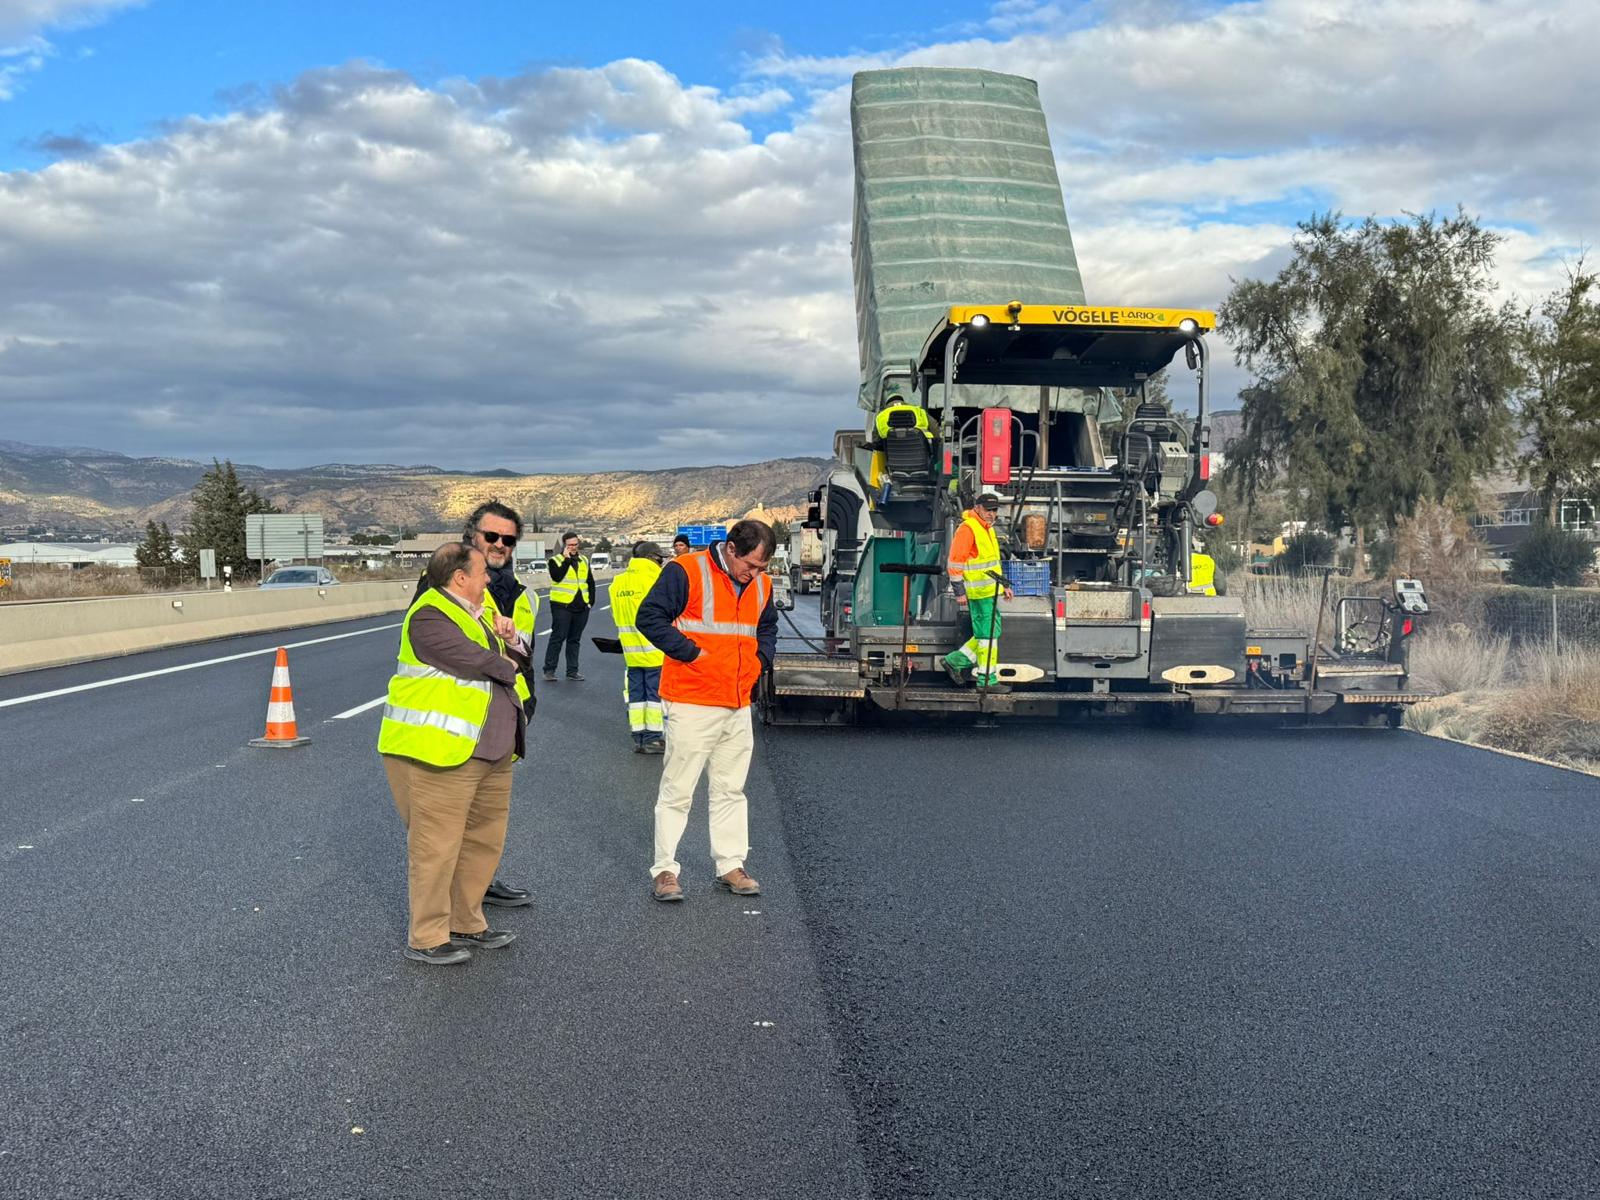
left=882, top=409, right=938, bottom=490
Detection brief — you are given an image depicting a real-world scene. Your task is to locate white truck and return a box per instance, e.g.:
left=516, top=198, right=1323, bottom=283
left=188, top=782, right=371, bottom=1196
left=789, top=527, right=825, bottom=595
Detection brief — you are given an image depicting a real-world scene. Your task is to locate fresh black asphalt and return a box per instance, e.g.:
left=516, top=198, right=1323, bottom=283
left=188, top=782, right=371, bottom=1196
left=3, top=600, right=1599, bottom=1198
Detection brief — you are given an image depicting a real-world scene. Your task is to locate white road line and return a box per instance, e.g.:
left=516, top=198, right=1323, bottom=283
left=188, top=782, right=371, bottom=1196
left=330, top=695, right=387, bottom=720
left=0, top=622, right=402, bottom=710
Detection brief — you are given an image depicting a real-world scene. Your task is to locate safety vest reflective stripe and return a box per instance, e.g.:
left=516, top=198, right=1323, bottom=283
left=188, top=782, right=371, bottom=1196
left=549, top=557, right=590, bottom=604
left=379, top=703, right=484, bottom=743
left=394, top=661, right=492, bottom=693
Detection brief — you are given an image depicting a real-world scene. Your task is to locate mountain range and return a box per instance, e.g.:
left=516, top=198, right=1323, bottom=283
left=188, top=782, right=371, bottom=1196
left=0, top=441, right=827, bottom=538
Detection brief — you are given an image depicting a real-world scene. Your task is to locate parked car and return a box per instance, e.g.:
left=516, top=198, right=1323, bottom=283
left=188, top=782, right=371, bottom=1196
left=259, top=566, right=338, bottom=589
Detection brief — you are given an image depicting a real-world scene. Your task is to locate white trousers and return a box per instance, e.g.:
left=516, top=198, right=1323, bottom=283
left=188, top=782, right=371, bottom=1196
left=651, top=700, right=753, bottom=878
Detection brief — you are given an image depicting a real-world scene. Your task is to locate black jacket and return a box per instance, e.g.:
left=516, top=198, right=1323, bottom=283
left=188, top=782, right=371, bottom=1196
left=636, top=542, right=777, bottom=668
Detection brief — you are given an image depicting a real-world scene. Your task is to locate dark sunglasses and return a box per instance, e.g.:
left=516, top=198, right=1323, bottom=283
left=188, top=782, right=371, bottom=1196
left=479, top=531, right=518, bottom=547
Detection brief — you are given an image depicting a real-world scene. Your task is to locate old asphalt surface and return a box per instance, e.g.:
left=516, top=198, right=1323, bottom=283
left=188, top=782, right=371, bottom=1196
left=3, top=598, right=1600, bottom=1198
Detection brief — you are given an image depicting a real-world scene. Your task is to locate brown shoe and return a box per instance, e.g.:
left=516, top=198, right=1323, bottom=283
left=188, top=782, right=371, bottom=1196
left=715, top=867, right=761, bottom=896
left=652, top=870, right=685, bottom=902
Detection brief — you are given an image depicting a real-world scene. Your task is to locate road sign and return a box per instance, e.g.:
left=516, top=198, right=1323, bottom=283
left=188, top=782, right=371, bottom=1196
left=198, top=549, right=217, bottom=579
left=0, top=557, right=10, bottom=589
left=245, top=514, right=324, bottom=562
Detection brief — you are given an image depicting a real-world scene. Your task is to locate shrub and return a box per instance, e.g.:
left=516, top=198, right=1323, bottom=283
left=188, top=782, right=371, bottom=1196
left=1407, top=626, right=1509, bottom=694
left=1508, top=523, right=1595, bottom=588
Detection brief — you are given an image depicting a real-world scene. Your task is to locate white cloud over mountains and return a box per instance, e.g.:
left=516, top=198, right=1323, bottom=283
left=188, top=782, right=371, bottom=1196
left=0, top=0, right=1593, bottom=470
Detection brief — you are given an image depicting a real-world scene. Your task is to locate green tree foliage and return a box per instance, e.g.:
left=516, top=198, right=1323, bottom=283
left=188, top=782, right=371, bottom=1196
left=350, top=532, right=396, bottom=546
left=1273, top=530, right=1339, bottom=575
left=178, top=460, right=279, bottom=579
left=1519, top=262, right=1600, bottom=515
left=769, top=519, right=791, bottom=543
left=1508, top=523, right=1595, bottom=588
left=134, top=519, right=181, bottom=585
left=1220, top=211, right=1521, bottom=534
left=595, top=536, right=614, bottom=554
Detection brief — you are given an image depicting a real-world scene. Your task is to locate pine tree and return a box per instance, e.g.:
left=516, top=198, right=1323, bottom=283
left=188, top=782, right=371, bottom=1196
left=1220, top=210, right=1522, bottom=535
left=178, top=460, right=280, bottom=579
left=135, top=519, right=181, bottom=586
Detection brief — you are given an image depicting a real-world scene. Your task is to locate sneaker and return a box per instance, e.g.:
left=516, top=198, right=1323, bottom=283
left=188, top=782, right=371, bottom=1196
left=652, top=871, right=685, bottom=902
left=715, top=867, right=761, bottom=896
left=483, top=877, right=532, bottom=908
left=449, top=929, right=517, bottom=949
left=543, top=670, right=557, bottom=682
left=567, top=672, right=586, bottom=681
left=633, top=742, right=648, bottom=754
left=404, top=942, right=471, bottom=966
left=642, top=739, right=665, bottom=756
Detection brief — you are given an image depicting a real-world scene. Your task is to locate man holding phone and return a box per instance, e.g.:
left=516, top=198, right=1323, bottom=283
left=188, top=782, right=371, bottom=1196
left=543, top=532, right=594, bottom=681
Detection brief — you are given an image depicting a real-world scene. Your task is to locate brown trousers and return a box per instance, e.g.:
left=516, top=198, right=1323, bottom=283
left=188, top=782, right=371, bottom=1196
left=383, top=752, right=513, bottom=950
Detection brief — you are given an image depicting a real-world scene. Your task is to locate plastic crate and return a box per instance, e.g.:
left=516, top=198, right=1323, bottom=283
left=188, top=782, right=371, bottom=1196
left=1008, top=560, right=1051, bottom=596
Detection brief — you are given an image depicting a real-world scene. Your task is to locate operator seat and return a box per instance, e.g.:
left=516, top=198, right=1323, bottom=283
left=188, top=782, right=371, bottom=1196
left=881, top=409, right=939, bottom=493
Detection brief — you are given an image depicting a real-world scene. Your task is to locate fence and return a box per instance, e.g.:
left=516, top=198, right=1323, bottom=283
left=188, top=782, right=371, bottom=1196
left=1476, top=587, right=1600, bottom=649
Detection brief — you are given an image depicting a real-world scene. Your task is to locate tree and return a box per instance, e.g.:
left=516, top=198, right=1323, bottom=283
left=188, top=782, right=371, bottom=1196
left=1273, top=530, right=1339, bottom=575
left=178, top=460, right=280, bottom=579
left=134, top=519, right=181, bottom=586
left=595, top=535, right=613, bottom=554
left=1519, top=261, right=1600, bottom=518
left=1508, top=523, right=1595, bottom=588
left=769, top=519, right=791, bottom=543
left=1220, top=210, right=1521, bottom=538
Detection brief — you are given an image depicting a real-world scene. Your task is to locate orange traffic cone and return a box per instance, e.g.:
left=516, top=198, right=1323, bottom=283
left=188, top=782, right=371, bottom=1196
left=249, top=647, right=311, bottom=748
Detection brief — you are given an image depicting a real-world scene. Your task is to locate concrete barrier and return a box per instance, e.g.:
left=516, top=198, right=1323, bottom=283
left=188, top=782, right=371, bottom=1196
left=0, top=582, right=418, bottom=676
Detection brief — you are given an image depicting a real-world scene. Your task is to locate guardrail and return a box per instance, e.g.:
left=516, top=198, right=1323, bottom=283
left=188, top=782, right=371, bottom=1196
left=0, top=582, right=419, bottom=676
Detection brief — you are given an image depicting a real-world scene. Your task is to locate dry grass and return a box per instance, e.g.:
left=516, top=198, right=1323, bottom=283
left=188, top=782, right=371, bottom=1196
left=1407, top=626, right=1510, bottom=695
left=1234, top=573, right=1327, bottom=633
left=0, top=565, right=169, bottom=601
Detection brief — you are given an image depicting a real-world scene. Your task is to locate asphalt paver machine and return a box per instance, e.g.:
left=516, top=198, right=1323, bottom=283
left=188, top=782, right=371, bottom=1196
left=767, top=303, right=1431, bottom=725
left=762, top=66, right=1429, bottom=725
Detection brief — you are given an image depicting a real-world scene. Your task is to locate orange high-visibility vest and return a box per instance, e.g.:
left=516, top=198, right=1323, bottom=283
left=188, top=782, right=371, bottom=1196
left=660, top=548, right=771, bottom=709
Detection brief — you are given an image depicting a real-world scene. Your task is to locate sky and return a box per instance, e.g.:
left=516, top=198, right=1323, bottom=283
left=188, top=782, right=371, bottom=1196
left=0, top=0, right=1594, bottom=471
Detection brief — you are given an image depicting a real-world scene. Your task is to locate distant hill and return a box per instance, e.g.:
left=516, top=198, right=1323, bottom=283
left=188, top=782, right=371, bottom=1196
left=0, top=444, right=828, bottom=537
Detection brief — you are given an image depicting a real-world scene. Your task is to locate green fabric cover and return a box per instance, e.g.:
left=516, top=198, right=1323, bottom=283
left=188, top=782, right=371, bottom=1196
left=851, top=67, right=1087, bottom=413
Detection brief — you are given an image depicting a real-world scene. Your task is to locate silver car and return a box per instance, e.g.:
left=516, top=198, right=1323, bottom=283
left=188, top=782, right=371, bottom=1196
left=259, top=566, right=338, bottom=589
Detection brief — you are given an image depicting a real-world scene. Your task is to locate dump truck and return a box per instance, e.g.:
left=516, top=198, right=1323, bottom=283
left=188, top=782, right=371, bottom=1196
left=789, top=527, right=825, bottom=595
left=762, top=67, right=1430, bottom=726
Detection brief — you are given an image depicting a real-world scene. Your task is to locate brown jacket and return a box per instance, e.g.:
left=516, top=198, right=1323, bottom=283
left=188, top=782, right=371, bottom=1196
left=409, top=592, right=529, bottom=760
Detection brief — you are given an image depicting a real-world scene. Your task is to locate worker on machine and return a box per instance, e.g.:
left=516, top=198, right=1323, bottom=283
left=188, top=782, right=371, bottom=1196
left=873, top=394, right=934, bottom=442
left=941, top=492, right=1015, bottom=691
left=610, top=541, right=667, bottom=754
left=1188, top=540, right=1221, bottom=596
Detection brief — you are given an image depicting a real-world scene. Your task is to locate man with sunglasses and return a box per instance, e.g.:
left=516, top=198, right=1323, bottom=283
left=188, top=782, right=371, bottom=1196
left=410, top=500, right=538, bottom=909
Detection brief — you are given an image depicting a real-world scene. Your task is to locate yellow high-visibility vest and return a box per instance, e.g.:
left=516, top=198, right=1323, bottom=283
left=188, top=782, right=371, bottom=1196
left=378, top=591, right=516, bottom=767
left=875, top=403, right=933, bottom=442
left=608, top=557, right=665, bottom=668
left=950, top=513, right=1001, bottom=600
left=484, top=585, right=539, bottom=703
left=1188, top=552, right=1217, bottom=596
left=548, top=555, right=590, bottom=605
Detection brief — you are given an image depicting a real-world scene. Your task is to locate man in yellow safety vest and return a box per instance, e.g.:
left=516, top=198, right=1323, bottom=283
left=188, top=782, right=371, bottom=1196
left=942, top=492, right=1015, bottom=691
left=379, top=543, right=531, bottom=965
left=609, top=541, right=666, bottom=754
left=543, top=531, right=595, bottom=681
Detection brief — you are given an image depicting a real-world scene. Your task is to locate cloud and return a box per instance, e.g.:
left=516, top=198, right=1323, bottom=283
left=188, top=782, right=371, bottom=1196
left=0, top=0, right=1593, bottom=471
left=0, top=0, right=140, bottom=100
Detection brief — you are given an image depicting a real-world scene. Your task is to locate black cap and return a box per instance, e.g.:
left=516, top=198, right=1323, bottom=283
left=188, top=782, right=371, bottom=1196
left=633, top=540, right=664, bottom=562
left=976, top=492, right=1002, bottom=510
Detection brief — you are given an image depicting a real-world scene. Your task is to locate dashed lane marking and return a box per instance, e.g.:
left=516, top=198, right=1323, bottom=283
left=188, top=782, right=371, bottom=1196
left=0, top=622, right=402, bottom=710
